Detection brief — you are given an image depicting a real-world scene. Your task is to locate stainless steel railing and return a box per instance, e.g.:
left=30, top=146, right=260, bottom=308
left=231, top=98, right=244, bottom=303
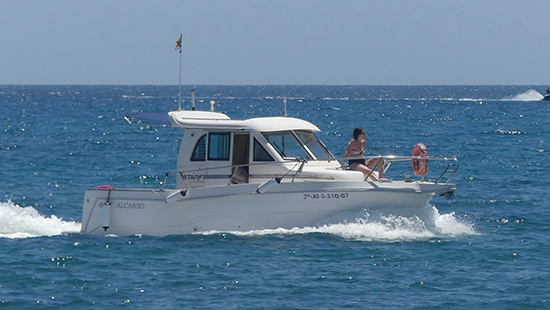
left=159, top=155, right=459, bottom=190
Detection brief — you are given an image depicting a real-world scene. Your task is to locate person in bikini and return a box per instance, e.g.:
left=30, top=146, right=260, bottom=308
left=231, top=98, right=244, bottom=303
left=340, top=127, right=386, bottom=182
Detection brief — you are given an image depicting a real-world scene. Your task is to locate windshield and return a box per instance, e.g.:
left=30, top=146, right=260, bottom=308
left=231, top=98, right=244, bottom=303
left=295, top=131, right=334, bottom=160
left=263, top=131, right=311, bottom=160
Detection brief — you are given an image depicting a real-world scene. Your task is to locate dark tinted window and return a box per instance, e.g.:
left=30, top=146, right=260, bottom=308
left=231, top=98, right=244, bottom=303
left=191, top=134, right=206, bottom=161
left=208, top=132, right=230, bottom=161
left=253, top=138, right=275, bottom=161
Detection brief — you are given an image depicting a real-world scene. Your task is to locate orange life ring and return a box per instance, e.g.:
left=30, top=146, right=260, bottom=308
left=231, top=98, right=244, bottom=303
left=411, top=143, right=428, bottom=176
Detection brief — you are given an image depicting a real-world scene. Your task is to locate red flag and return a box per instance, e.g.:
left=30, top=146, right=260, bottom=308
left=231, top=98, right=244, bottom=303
left=175, top=34, right=182, bottom=52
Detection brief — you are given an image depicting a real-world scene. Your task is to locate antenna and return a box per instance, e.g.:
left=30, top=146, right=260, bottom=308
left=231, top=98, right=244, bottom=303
left=191, top=90, right=195, bottom=111
left=283, top=98, right=288, bottom=117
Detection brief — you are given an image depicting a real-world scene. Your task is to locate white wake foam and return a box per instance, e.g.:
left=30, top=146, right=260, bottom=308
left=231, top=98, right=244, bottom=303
left=0, top=199, right=475, bottom=241
left=203, top=205, right=478, bottom=242
left=0, top=200, right=81, bottom=239
left=506, top=89, right=544, bottom=101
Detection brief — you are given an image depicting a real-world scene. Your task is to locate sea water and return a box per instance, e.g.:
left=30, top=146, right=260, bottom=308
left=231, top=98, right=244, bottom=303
left=1, top=85, right=549, bottom=309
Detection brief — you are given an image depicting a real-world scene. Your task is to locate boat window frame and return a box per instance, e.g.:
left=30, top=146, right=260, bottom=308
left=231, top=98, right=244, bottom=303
left=207, top=132, right=231, bottom=161
left=294, top=130, right=335, bottom=160
left=253, top=137, right=275, bottom=162
left=262, top=130, right=313, bottom=160
left=190, top=134, right=207, bottom=161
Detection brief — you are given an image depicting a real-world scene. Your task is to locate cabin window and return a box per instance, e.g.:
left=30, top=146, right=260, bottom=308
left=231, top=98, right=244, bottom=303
left=191, top=134, right=206, bottom=161
left=295, top=131, right=334, bottom=160
left=253, top=138, right=275, bottom=161
left=208, top=132, right=230, bottom=161
left=263, top=131, right=311, bottom=160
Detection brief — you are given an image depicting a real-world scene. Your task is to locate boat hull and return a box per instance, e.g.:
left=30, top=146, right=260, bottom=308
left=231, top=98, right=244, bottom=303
left=81, top=181, right=455, bottom=237
left=543, top=95, right=550, bottom=101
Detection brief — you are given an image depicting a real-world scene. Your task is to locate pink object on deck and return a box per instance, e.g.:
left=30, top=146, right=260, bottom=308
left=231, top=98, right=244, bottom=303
left=97, top=185, right=114, bottom=190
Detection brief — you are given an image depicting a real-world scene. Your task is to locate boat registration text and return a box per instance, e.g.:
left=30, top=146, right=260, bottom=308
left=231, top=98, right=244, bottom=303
left=303, top=193, right=349, bottom=200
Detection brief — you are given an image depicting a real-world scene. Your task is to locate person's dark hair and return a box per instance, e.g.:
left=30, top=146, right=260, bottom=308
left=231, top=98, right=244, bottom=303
left=353, top=127, right=365, bottom=140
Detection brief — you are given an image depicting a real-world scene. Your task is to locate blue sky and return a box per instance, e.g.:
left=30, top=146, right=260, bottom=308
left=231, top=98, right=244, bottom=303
left=1, top=0, right=549, bottom=85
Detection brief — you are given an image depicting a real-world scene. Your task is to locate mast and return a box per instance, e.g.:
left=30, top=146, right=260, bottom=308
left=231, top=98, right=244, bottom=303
left=175, top=34, right=183, bottom=111
left=178, top=48, right=182, bottom=111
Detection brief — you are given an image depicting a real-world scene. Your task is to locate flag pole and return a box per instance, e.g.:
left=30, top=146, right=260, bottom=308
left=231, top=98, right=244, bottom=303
left=178, top=48, right=182, bottom=111
left=175, top=33, right=183, bottom=111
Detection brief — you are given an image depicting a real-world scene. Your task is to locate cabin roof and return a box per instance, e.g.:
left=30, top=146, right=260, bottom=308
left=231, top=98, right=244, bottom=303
left=168, top=110, right=320, bottom=132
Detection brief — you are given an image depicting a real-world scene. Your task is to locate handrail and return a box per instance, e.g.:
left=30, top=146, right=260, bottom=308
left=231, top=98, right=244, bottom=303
left=362, top=156, right=384, bottom=181
left=159, top=160, right=305, bottom=190
left=377, top=155, right=459, bottom=184
left=435, top=157, right=459, bottom=185
left=159, top=155, right=459, bottom=189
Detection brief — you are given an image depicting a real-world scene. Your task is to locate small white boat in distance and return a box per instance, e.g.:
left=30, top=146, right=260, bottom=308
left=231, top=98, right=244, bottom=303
left=80, top=108, right=458, bottom=237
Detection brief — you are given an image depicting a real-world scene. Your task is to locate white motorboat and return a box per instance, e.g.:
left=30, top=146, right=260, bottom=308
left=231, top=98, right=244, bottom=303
left=80, top=108, right=458, bottom=237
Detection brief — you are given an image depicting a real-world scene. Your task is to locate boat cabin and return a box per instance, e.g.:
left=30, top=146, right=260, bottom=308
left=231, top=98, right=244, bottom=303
left=166, top=110, right=357, bottom=189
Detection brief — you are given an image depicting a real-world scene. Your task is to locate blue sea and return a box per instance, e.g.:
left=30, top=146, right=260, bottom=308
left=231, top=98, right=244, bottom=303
left=1, top=85, right=549, bottom=309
